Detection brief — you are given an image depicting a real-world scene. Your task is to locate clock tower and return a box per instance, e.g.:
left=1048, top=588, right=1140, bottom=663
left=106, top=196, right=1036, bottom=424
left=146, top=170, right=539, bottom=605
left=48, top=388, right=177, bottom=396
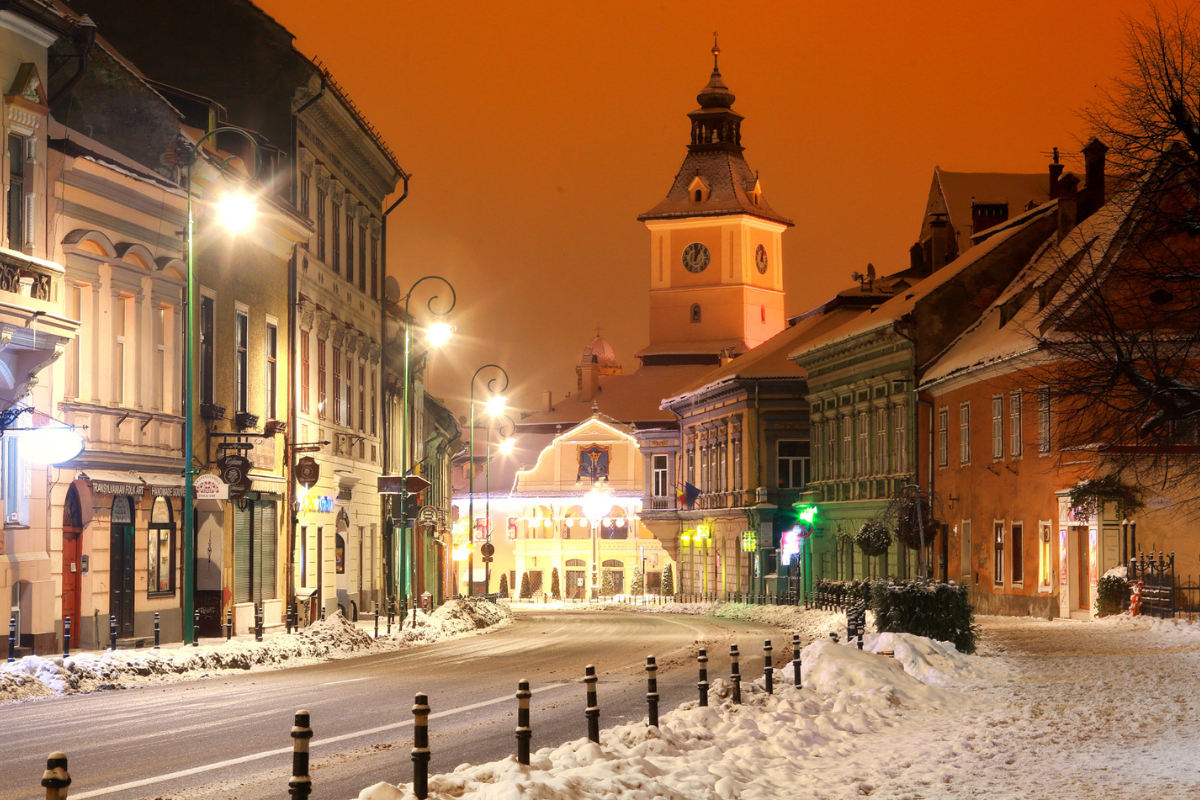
left=637, top=42, right=792, bottom=366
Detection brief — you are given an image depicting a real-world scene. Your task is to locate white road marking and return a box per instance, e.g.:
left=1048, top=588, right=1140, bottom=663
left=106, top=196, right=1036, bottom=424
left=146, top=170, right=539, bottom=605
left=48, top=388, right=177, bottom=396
left=69, top=683, right=568, bottom=799
left=320, top=677, right=369, bottom=686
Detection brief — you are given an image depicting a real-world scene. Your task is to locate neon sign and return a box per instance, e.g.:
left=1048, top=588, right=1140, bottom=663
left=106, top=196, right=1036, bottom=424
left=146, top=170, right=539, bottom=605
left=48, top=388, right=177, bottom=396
left=296, top=494, right=335, bottom=513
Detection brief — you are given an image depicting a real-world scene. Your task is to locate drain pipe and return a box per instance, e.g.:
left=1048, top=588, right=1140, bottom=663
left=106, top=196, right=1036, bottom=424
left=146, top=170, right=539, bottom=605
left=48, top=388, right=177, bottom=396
left=48, top=15, right=97, bottom=110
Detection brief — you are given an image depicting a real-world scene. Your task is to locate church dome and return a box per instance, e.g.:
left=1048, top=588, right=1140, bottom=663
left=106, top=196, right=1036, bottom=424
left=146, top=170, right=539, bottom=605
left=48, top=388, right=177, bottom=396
left=581, top=336, right=619, bottom=368
left=696, top=40, right=735, bottom=109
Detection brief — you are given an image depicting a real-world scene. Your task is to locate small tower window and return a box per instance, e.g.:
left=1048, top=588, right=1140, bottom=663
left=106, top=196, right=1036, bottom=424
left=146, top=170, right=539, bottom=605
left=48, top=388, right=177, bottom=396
left=688, top=176, right=709, bottom=204
left=693, top=189, right=702, bottom=202
left=691, top=304, right=702, bottom=323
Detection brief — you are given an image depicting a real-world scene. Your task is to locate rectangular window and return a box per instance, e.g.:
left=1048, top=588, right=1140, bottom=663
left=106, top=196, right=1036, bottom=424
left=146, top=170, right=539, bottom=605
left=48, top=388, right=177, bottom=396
left=345, top=354, right=354, bottom=429
left=1038, top=521, right=1052, bottom=590
left=687, top=446, right=694, bottom=484
left=316, top=188, right=327, bottom=261
left=1038, top=386, right=1051, bottom=454
left=1010, top=390, right=1023, bottom=457
left=857, top=412, right=868, bottom=475
left=332, top=346, right=342, bottom=425
left=7, top=133, right=24, bottom=250
left=841, top=416, right=853, bottom=477
left=114, top=295, right=128, bottom=405
left=1011, top=521, right=1024, bottom=585
left=826, top=418, right=837, bottom=478
left=345, top=209, right=355, bottom=285
left=2, top=430, right=25, bottom=524
left=200, top=295, right=215, bottom=405
left=992, top=396, right=1004, bottom=459
left=937, top=407, right=949, bottom=466
left=718, top=440, right=727, bottom=492
left=777, top=440, right=808, bottom=489
left=317, top=338, right=327, bottom=420
left=652, top=454, right=668, bottom=497
left=875, top=407, right=887, bottom=474
left=235, top=310, right=249, bottom=414
left=358, top=224, right=367, bottom=292
left=993, top=521, right=1005, bottom=586
left=358, top=360, right=366, bottom=433
left=959, top=402, right=971, bottom=464
left=733, top=438, right=742, bottom=491
left=370, top=235, right=379, bottom=300
left=331, top=200, right=341, bottom=273
left=265, top=321, right=278, bottom=420
left=66, top=285, right=83, bottom=398
left=300, top=173, right=311, bottom=218
left=299, top=525, right=308, bottom=587
left=370, top=368, right=377, bottom=435
left=234, top=501, right=278, bottom=605
left=894, top=404, right=908, bottom=473
left=154, top=307, right=166, bottom=411
left=299, top=330, right=310, bottom=414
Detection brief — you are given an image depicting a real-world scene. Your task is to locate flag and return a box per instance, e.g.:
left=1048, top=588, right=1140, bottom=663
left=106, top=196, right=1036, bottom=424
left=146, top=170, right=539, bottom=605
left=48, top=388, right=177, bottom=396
left=681, top=482, right=701, bottom=510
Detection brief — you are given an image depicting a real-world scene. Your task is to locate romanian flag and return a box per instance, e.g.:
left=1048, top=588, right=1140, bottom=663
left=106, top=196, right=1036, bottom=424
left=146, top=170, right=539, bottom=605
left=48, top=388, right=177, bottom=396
left=677, top=482, right=701, bottom=510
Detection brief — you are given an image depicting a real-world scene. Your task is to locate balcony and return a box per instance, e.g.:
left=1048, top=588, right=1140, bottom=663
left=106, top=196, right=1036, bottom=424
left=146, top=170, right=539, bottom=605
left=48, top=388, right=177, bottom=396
left=0, top=248, right=76, bottom=402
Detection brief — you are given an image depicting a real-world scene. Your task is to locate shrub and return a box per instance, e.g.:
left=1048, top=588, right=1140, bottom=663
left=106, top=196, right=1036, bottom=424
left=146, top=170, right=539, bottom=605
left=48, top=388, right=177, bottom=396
left=519, top=572, right=532, bottom=599
left=661, top=563, right=674, bottom=596
left=550, top=568, right=561, bottom=599
left=855, top=521, right=892, bottom=557
left=1097, top=574, right=1130, bottom=616
left=601, top=569, right=615, bottom=597
left=630, top=566, right=644, bottom=595
left=498, top=573, right=509, bottom=598
left=814, top=578, right=872, bottom=606
left=871, top=580, right=978, bottom=654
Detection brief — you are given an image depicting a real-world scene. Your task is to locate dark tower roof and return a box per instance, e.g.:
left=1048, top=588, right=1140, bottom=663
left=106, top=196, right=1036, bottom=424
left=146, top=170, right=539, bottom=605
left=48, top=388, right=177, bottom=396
left=639, top=41, right=792, bottom=227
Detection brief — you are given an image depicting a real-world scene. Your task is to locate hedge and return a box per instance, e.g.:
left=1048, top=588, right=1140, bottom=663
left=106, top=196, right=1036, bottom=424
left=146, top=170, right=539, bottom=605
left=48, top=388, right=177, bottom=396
left=816, top=578, right=978, bottom=654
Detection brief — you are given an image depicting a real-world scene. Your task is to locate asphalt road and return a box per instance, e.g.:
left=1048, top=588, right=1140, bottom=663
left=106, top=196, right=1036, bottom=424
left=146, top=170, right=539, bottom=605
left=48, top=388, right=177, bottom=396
left=0, top=609, right=784, bottom=799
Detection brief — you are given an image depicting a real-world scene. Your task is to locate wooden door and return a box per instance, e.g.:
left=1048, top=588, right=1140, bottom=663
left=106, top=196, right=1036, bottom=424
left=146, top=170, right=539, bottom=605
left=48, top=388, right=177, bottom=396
left=110, top=523, right=135, bottom=637
left=1076, top=527, right=1089, bottom=610
left=62, top=530, right=81, bottom=634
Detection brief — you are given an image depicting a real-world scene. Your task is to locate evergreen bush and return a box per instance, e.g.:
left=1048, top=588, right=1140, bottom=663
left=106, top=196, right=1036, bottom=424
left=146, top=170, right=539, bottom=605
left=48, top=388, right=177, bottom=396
left=871, top=580, right=978, bottom=654
left=519, top=571, right=532, bottom=599
left=630, top=566, right=644, bottom=595
left=601, top=569, right=615, bottom=597
left=1097, top=574, right=1130, bottom=616
left=550, top=567, right=561, bottom=599
left=661, top=563, right=674, bottom=596
left=498, top=573, right=509, bottom=598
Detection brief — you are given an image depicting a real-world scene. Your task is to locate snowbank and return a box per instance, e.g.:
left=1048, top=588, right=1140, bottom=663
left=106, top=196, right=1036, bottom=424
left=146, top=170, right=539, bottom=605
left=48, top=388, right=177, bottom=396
left=352, top=631, right=987, bottom=799
left=0, top=598, right=511, bottom=703
left=585, top=599, right=849, bottom=643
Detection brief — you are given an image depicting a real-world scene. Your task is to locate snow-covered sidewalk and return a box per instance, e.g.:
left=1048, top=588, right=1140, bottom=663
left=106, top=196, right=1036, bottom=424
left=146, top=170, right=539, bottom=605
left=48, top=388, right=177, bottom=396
left=352, top=612, right=1200, bottom=799
left=0, top=598, right=512, bottom=703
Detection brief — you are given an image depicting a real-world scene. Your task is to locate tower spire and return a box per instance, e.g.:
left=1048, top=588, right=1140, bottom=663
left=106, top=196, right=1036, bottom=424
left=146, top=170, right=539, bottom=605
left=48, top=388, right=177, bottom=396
left=712, top=31, right=720, bottom=72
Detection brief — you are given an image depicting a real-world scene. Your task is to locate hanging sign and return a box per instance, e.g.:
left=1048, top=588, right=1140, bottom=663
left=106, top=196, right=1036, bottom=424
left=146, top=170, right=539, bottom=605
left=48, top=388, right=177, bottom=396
left=294, top=456, right=320, bottom=488
left=418, top=506, right=438, bottom=525
left=216, top=454, right=253, bottom=499
left=194, top=474, right=229, bottom=500
left=741, top=530, right=757, bottom=553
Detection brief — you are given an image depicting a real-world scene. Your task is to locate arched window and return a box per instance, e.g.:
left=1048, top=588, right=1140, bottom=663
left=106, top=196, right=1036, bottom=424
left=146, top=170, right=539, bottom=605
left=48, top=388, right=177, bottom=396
left=148, top=496, right=176, bottom=596
left=691, top=304, right=701, bottom=323
left=566, top=559, right=585, bottom=567
left=693, top=189, right=702, bottom=202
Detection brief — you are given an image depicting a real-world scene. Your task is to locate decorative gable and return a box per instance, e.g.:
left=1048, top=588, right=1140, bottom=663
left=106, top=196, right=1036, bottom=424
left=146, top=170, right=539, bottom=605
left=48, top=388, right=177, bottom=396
left=687, top=175, right=710, bottom=204
left=5, top=64, right=48, bottom=116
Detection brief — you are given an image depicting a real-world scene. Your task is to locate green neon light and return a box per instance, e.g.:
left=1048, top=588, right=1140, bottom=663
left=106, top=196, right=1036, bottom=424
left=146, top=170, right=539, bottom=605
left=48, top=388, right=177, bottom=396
left=798, top=505, right=818, bottom=524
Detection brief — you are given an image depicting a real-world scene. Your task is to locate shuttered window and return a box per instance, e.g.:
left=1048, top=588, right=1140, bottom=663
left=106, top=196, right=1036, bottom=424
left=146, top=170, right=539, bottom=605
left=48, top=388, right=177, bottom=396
left=234, top=500, right=278, bottom=605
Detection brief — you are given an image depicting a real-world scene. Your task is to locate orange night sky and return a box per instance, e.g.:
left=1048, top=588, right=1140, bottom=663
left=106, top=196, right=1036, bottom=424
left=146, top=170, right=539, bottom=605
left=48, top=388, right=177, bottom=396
left=254, top=0, right=1132, bottom=415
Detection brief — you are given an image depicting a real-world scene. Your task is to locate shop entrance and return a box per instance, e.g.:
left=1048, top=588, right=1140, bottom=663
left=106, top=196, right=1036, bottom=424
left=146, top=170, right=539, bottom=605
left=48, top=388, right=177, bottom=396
left=110, top=496, right=136, bottom=638
left=61, top=487, right=83, bottom=638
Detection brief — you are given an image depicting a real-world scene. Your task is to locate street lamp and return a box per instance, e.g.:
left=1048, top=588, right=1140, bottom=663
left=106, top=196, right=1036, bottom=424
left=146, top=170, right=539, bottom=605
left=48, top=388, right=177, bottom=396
left=484, top=413, right=515, bottom=595
left=183, top=127, right=261, bottom=644
left=395, top=277, right=456, bottom=614
left=468, top=364, right=508, bottom=597
left=582, top=482, right=613, bottom=600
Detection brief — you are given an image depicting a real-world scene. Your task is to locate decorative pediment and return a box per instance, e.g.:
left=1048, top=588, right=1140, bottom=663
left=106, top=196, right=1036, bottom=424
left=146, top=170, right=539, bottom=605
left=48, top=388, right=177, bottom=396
left=6, top=64, right=48, bottom=115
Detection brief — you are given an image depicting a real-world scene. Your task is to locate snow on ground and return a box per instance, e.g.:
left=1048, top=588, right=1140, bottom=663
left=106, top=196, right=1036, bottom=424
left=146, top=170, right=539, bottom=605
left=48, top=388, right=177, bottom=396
left=354, top=611, right=1200, bottom=800
left=582, top=598, right=852, bottom=644
left=0, top=598, right=511, bottom=703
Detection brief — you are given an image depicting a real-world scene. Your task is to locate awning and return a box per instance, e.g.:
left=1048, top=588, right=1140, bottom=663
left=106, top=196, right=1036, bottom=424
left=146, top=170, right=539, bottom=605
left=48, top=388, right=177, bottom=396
left=78, top=469, right=142, bottom=495
left=250, top=473, right=286, bottom=497
left=137, top=472, right=185, bottom=497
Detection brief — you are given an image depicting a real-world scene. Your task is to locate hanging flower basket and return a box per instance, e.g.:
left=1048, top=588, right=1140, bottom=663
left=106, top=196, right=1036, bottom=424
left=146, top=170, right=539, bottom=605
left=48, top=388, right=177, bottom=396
left=855, top=520, right=892, bottom=557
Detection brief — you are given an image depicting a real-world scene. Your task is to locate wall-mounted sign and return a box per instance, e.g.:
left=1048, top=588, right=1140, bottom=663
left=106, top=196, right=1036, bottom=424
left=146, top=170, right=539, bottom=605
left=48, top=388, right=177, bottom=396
left=780, top=527, right=803, bottom=563
left=418, top=506, right=438, bottom=525
left=194, top=474, right=229, bottom=500
left=297, top=493, right=335, bottom=513
left=216, top=454, right=253, bottom=499
left=577, top=445, right=611, bottom=482
left=92, top=479, right=141, bottom=496
left=218, top=442, right=254, bottom=451
left=294, top=456, right=319, bottom=487
left=741, top=530, right=757, bottom=553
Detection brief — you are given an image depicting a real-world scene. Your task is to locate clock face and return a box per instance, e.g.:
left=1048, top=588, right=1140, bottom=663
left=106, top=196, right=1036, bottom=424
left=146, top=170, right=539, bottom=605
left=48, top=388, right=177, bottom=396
left=682, top=242, right=710, bottom=273
left=755, top=244, right=769, bottom=274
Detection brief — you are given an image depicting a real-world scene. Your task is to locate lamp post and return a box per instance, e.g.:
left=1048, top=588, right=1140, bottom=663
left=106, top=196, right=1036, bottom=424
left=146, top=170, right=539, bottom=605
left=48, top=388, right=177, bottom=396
left=582, top=482, right=612, bottom=601
left=468, top=364, right=508, bottom=597
left=484, top=414, right=515, bottom=595
left=183, top=127, right=261, bottom=644
left=394, top=277, right=455, bottom=614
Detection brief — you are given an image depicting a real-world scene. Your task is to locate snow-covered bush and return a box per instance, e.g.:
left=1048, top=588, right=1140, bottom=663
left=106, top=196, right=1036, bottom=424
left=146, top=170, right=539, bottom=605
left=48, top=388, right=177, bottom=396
left=1097, top=574, right=1130, bottom=616
left=855, top=521, right=892, bottom=557
left=872, top=581, right=978, bottom=654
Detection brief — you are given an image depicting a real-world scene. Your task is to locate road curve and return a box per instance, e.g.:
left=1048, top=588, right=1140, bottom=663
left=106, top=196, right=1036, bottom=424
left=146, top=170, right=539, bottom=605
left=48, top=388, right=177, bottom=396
left=0, top=609, right=786, bottom=800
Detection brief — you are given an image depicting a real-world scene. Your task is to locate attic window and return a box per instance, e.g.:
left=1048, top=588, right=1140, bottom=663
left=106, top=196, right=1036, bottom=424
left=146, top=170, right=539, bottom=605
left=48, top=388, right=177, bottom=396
left=691, top=303, right=702, bottom=323
left=694, top=189, right=703, bottom=202
left=688, top=176, right=710, bottom=204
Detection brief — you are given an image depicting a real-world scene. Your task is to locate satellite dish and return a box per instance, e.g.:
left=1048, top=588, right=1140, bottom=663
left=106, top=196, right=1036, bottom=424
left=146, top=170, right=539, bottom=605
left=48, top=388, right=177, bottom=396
left=384, top=275, right=401, bottom=304
left=867, top=263, right=876, bottom=282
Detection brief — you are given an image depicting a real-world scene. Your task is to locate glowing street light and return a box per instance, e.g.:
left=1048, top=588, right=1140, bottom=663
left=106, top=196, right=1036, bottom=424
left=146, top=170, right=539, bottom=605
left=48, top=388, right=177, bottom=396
left=485, top=393, right=507, bottom=417
left=498, top=437, right=516, bottom=455
left=215, top=190, right=257, bottom=233
left=468, top=363, right=509, bottom=597
left=425, top=321, right=453, bottom=348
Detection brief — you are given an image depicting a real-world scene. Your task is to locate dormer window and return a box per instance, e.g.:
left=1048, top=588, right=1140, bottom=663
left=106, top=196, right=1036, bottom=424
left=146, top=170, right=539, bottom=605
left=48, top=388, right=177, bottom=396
left=688, top=176, right=710, bottom=204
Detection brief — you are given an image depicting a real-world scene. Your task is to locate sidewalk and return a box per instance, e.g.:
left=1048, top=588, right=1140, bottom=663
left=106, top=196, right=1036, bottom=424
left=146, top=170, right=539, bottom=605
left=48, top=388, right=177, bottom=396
left=0, top=598, right=512, bottom=703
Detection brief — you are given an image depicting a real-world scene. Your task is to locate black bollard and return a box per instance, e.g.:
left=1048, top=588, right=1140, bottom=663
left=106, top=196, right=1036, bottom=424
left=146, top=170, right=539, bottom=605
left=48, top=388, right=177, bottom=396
left=109, top=614, right=117, bottom=651
left=8, top=616, right=15, bottom=662
left=63, top=616, right=71, bottom=659
left=697, top=647, right=709, bottom=707
left=193, top=621, right=199, bottom=647
left=226, top=607, right=233, bottom=641
left=764, top=639, right=774, bottom=695
left=584, top=664, right=600, bottom=743
left=288, top=710, right=313, bottom=799
left=153, top=612, right=161, bottom=649
left=387, top=600, right=393, bottom=635
left=730, top=644, right=741, bottom=704
left=793, top=633, right=802, bottom=688
left=645, top=656, right=659, bottom=727
left=41, top=751, right=71, bottom=800
left=256, top=604, right=263, bottom=642
left=374, top=610, right=379, bottom=639
left=320, top=604, right=326, bottom=621
left=412, top=693, right=431, bottom=800
left=516, top=679, right=532, bottom=765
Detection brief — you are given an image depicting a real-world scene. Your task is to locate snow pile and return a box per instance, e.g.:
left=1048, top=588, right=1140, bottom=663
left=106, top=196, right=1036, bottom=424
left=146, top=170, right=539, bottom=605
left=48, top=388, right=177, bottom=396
left=1091, top=611, right=1200, bottom=642
left=352, top=632, right=985, bottom=800
left=588, top=599, right=848, bottom=642
left=0, top=599, right=511, bottom=703
left=1104, top=564, right=1128, bottom=579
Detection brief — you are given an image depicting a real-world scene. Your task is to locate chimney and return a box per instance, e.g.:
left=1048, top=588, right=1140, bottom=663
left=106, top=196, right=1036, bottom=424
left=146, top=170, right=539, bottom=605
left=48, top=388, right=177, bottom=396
left=542, top=389, right=553, bottom=413
left=580, top=356, right=599, bottom=401
left=929, top=213, right=949, bottom=271
left=1048, top=146, right=1063, bottom=200
left=1081, top=137, right=1108, bottom=219
left=1057, top=172, right=1079, bottom=240
left=909, top=241, right=924, bottom=274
